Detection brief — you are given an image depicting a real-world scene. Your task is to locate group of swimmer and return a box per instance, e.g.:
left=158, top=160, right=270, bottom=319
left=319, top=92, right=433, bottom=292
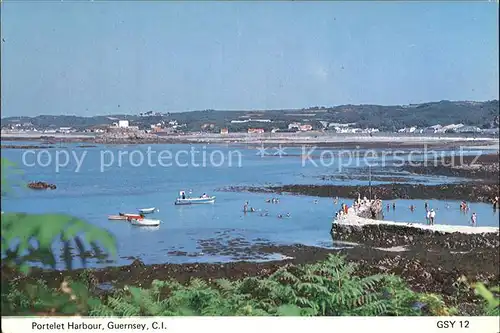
left=386, top=202, right=396, bottom=211
left=244, top=193, right=487, bottom=226
left=243, top=199, right=290, bottom=219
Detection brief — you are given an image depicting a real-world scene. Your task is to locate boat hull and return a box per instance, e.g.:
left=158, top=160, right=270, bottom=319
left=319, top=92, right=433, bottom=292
left=108, top=215, right=128, bottom=220
left=138, top=208, right=156, bottom=214
left=121, top=213, right=143, bottom=219
left=174, top=196, right=216, bottom=205
left=130, top=218, right=161, bottom=226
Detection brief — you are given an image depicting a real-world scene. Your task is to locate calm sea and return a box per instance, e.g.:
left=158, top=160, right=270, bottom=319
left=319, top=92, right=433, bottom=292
left=1, top=142, right=498, bottom=268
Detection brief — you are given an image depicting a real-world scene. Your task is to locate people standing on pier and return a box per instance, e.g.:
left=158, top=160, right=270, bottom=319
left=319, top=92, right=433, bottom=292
left=471, top=212, right=477, bottom=226
left=429, top=209, right=436, bottom=225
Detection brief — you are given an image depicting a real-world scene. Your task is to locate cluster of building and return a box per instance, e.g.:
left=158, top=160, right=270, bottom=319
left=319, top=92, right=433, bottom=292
left=325, top=122, right=379, bottom=134
left=2, top=121, right=79, bottom=134
left=397, top=124, right=497, bottom=134
left=149, top=120, right=186, bottom=134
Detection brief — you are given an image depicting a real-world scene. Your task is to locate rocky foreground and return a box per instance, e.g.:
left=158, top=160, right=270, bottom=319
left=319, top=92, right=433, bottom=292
left=4, top=241, right=498, bottom=315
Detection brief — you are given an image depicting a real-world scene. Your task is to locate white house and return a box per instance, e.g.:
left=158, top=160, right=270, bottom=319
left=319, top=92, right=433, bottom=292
left=58, top=127, right=73, bottom=133
left=118, top=120, right=129, bottom=128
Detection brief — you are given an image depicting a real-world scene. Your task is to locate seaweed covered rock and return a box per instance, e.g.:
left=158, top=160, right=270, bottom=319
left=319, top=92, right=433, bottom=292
left=331, top=223, right=500, bottom=251
left=28, top=181, right=56, bottom=190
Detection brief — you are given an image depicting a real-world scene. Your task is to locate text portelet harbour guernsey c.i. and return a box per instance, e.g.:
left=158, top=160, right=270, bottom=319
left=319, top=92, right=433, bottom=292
left=31, top=321, right=168, bottom=330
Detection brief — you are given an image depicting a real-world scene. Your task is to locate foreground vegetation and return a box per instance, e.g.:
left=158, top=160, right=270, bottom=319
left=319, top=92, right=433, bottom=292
left=1, top=159, right=499, bottom=316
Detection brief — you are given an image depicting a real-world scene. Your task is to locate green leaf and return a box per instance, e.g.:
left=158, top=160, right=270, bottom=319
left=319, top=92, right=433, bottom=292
left=276, top=304, right=302, bottom=316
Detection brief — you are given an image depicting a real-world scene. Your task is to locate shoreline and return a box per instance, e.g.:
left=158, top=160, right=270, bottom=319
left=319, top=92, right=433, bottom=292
left=1, top=133, right=499, bottom=150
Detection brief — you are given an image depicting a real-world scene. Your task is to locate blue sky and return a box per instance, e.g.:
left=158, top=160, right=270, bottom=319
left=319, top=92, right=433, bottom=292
left=1, top=1, right=498, bottom=117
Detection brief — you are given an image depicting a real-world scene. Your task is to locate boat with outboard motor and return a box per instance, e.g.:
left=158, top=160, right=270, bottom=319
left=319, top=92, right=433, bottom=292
left=174, top=191, right=216, bottom=205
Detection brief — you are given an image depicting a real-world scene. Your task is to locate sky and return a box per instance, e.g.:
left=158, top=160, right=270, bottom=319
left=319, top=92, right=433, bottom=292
left=1, top=1, right=498, bottom=117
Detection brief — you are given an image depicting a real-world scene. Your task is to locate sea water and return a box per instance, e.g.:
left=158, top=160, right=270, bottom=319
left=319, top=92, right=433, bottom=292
left=1, top=143, right=498, bottom=268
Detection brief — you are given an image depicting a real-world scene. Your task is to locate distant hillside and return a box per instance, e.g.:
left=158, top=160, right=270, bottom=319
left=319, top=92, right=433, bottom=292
left=1, top=100, right=498, bottom=132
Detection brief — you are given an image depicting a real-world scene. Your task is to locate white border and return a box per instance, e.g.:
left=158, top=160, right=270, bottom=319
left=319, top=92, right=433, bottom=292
left=1, top=316, right=499, bottom=333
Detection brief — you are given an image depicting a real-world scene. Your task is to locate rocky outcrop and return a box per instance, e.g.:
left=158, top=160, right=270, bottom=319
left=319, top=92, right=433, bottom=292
left=330, top=223, right=499, bottom=251
left=28, top=181, right=56, bottom=190
left=219, top=184, right=500, bottom=204
left=357, top=199, right=384, bottom=219
left=94, top=129, right=160, bottom=144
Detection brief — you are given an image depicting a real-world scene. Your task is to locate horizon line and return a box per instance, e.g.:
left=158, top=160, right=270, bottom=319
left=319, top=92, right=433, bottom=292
left=2, top=98, right=498, bottom=119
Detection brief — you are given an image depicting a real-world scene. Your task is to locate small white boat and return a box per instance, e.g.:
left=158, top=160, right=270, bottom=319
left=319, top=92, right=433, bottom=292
left=130, top=218, right=161, bottom=226
left=175, top=196, right=216, bottom=205
left=138, top=207, right=156, bottom=214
